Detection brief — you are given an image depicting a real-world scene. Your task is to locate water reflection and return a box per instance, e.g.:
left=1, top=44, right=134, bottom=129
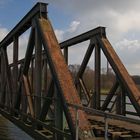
left=0, top=115, right=33, bottom=140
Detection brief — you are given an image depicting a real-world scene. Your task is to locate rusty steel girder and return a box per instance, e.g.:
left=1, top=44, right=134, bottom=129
left=97, top=37, right=140, bottom=114
left=0, top=2, right=140, bottom=140
left=36, top=18, right=92, bottom=138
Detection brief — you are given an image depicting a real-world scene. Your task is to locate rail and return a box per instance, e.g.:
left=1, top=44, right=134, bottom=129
left=0, top=2, right=140, bottom=140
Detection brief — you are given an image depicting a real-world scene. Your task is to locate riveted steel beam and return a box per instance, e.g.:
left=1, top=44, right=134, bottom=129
left=34, top=26, right=42, bottom=119
left=60, top=27, right=106, bottom=49
left=0, top=2, right=47, bottom=48
left=77, top=41, right=95, bottom=78
left=97, top=37, right=140, bottom=115
left=101, top=81, right=119, bottom=111
left=36, top=18, right=92, bottom=139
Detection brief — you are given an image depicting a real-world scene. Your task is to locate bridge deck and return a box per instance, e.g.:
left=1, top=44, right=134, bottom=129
left=0, top=115, right=33, bottom=140
left=0, top=2, right=140, bottom=140
left=88, top=115, right=140, bottom=138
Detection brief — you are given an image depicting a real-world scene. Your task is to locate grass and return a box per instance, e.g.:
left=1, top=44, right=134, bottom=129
left=101, top=88, right=110, bottom=95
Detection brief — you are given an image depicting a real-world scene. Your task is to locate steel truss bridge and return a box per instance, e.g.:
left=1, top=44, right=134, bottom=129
left=0, top=2, right=140, bottom=140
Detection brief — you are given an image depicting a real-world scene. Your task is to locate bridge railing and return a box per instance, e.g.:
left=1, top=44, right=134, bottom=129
left=0, top=2, right=140, bottom=140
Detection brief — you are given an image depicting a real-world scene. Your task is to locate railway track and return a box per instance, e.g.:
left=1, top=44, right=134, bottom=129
left=88, top=115, right=140, bottom=139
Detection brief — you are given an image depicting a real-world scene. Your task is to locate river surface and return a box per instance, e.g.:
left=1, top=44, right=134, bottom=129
left=0, top=115, right=33, bottom=140
left=0, top=95, right=139, bottom=139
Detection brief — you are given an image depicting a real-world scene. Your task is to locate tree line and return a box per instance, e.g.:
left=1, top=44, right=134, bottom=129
left=69, top=64, right=115, bottom=94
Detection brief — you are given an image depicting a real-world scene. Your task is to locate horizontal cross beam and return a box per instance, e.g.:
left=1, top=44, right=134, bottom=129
left=60, top=26, right=106, bottom=49
left=0, top=2, right=47, bottom=48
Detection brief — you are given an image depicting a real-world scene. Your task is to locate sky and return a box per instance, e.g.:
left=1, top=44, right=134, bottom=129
left=1, top=0, right=140, bottom=75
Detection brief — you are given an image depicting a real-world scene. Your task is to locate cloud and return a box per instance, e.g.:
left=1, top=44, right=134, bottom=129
left=0, top=26, right=29, bottom=64
left=49, top=0, right=140, bottom=75
left=67, top=21, right=80, bottom=33
left=1, top=0, right=140, bottom=75
left=55, top=20, right=80, bottom=41
left=50, top=0, right=140, bottom=15
left=19, top=33, right=29, bottom=60
left=107, top=10, right=140, bottom=33
left=55, top=29, right=64, bottom=41
left=115, top=39, right=140, bottom=52
left=49, top=0, right=140, bottom=41
left=114, top=38, right=140, bottom=74
left=0, top=26, right=8, bottom=41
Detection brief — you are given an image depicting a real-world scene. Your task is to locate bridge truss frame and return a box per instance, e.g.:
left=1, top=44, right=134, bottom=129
left=0, top=2, right=139, bottom=140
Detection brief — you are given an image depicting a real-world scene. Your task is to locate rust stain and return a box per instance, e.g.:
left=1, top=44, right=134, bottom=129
left=38, top=18, right=91, bottom=131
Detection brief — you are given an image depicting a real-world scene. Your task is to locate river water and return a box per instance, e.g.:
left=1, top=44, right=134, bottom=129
left=101, top=95, right=139, bottom=119
left=0, top=115, right=33, bottom=140
left=0, top=95, right=139, bottom=139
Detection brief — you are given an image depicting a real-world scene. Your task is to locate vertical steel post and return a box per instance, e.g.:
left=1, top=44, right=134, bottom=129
left=55, top=90, right=63, bottom=140
left=2, top=48, right=13, bottom=108
left=63, top=47, right=69, bottom=138
left=0, top=49, right=6, bottom=106
left=75, top=107, right=79, bottom=140
left=13, top=36, right=18, bottom=108
left=39, top=80, right=54, bottom=121
left=104, top=116, right=108, bottom=140
left=107, top=60, right=109, bottom=75
left=0, top=52, right=1, bottom=103
left=35, top=27, right=42, bottom=119
left=64, top=47, right=68, bottom=64
left=31, top=58, right=34, bottom=94
left=116, top=86, right=126, bottom=115
left=116, top=92, right=121, bottom=114
left=42, top=59, right=47, bottom=97
left=94, top=42, right=101, bottom=109
left=21, top=70, right=28, bottom=121
left=121, top=87, right=126, bottom=115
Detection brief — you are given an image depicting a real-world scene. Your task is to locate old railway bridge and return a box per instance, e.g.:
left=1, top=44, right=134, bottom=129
left=0, top=2, right=139, bottom=140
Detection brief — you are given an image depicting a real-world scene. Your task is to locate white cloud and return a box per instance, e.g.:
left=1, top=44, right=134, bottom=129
left=107, top=10, right=140, bottom=33
left=67, top=21, right=80, bottom=33
left=49, top=0, right=140, bottom=75
left=115, top=39, right=140, bottom=52
left=114, top=38, right=140, bottom=74
left=19, top=33, right=29, bottom=60
left=55, top=29, right=64, bottom=41
left=0, top=26, right=29, bottom=63
left=50, top=0, right=140, bottom=42
left=55, top=20, right=80, bottom=42
left=0, top=26, right=8, bottom=41
left=2, top=0, right=140, bottom=75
